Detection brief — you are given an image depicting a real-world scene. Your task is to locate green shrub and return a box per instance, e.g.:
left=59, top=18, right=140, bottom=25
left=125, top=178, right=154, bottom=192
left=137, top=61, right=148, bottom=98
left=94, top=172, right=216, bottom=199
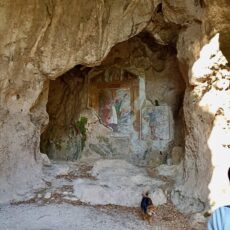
left=75, top=116, right=88, bottom=150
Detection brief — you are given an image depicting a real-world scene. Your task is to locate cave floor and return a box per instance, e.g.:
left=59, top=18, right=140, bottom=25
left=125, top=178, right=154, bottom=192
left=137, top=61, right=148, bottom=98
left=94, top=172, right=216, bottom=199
left=0, top=159, right=202, bottom=230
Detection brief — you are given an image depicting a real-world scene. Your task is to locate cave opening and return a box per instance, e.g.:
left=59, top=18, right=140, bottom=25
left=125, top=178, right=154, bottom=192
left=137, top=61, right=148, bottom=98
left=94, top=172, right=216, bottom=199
left=40, top=33, right=186, bottom=167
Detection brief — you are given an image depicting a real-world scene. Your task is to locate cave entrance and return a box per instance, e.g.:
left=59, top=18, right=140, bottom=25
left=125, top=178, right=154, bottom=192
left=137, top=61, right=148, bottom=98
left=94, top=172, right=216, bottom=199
left=40, top=34, right=186, bottom=166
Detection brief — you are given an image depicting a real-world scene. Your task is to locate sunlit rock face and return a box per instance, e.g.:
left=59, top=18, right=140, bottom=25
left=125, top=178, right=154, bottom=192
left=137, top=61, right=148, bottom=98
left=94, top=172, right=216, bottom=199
left=170, top=1, right=230, bottom=213
left=0, top=0, right=230, bottom=214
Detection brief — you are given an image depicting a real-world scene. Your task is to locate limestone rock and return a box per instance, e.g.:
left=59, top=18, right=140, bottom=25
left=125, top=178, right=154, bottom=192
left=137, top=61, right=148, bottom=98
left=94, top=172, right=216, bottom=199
left=156, top=164, right=178, bottom=178
left=150, top=188, right=167, bottom=206
left=171, top=146, right=184, bottom=165
left=40, top=68, right=85, bottom=160
left=162, top=0, right=203, bottom=25
left=44, top=192, right=52, bottom=200
left=37, top=194, right=43, bottom=199
left=189, top=213, right=207, bottom=230
left=55, top=164, right=70, bottom=177
left=40, top=153, right=51, bottom=167
left=0, top=0, right=230, bottom=218
left=41, top=36, right=184, bottom=163
left=0, top=112, right=44, bottom=203
left=175, top=23, right=230, bottom=213
left=0, top=0, right=153, bottom=203
left=73, top=159, right=165, bottom=207
left=146, top=150, right=167, bottom=167
left=205, top=0, right=230, bottom=62
left=171, top=189, right=205, bottom=214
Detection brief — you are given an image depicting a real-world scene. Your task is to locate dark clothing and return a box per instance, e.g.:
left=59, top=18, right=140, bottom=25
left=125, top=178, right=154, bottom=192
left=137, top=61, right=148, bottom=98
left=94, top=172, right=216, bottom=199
left=141, top=196, right=153, bottom=214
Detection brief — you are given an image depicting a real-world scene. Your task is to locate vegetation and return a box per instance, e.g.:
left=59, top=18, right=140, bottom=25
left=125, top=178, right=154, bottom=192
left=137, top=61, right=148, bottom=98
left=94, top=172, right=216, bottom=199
left=75, top=116, right=88, bottom=150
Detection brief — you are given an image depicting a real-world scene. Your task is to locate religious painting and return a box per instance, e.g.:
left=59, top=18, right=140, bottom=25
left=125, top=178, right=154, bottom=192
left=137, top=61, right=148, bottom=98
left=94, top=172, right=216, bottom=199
left=99, top=89, right=112, bottom=126
left=141, top=106, right=170, bottom=140
left=98, top=88, right=131, bottom=133
left=114, top=88, right=131, bottom=133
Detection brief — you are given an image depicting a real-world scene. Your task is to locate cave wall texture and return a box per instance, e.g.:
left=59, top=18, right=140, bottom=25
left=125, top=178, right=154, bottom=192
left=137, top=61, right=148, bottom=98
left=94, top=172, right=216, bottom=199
left=40, top=66, right=85, bottom=161
left=40, top=36, right=185, bottom=165
left=0, top=0, right=230, bottom=213
left=0, top=0, right=153, bottom=204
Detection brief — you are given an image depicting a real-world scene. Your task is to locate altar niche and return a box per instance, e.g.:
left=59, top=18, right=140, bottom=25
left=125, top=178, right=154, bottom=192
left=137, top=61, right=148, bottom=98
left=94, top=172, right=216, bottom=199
left=88, top=70, right=140, bottom=136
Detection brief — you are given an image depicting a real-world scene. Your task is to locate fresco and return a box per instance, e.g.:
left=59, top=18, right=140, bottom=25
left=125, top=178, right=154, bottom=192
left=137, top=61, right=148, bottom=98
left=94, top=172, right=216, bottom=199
left=99, top=90, right=112, bottom=126
left=99, top=88, right=131, bottom=133
left=141, top=106, right=170, bottom=140
left=114, top=88, right=131, bottom=133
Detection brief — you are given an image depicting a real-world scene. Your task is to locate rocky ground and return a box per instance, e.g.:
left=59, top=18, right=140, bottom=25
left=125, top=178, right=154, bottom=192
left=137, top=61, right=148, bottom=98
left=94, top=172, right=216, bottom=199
left=0, top=159, right=207, bottom=230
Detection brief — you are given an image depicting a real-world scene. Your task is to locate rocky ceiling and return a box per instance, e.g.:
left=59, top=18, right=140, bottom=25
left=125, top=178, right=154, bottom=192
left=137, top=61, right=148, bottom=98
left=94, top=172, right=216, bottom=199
left=0, top=0, right=230, bottom=214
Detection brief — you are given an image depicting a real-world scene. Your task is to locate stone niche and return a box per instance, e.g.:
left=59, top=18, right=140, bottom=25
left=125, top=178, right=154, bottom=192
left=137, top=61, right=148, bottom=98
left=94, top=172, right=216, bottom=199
left=40, top=34, right=185, bottom=166
left=40, top=66, right=86, bottom=160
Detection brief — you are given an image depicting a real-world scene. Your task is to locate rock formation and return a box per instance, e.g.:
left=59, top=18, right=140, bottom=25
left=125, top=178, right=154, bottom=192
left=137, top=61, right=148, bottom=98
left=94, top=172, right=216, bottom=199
left=0, top=0, right=153, bottom=203
left=0, top=0, right=230, bottom=215
left=41, top=36, right=184, bottom=164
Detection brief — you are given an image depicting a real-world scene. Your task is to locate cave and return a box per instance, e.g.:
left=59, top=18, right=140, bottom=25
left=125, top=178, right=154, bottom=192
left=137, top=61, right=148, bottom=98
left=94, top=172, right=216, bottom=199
left=1, top=2, right=230, bottom=227
left=40, top=34, right=186, bottom=167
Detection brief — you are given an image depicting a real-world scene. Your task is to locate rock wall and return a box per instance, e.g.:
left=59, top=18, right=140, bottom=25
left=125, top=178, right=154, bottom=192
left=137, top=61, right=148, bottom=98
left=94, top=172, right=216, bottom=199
left=0, top=0, right=230, bottom=214
left=41, top=36, right=184, bottom=165
left=40, top=66, right=86, bottom=160
left=163, top=0, right=230, bottom=212
left=0, top=0, right=153, bottom=203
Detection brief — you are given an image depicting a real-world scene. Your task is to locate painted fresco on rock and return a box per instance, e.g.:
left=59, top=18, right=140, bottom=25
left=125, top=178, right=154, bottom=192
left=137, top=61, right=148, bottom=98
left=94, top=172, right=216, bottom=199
left=141, top=106, right=170, bottom=140
left=99, top=90, right=112, bottom=126
left=99, top=88, right=131, bottom=133
left=114, top=88, right=131, bottom=133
